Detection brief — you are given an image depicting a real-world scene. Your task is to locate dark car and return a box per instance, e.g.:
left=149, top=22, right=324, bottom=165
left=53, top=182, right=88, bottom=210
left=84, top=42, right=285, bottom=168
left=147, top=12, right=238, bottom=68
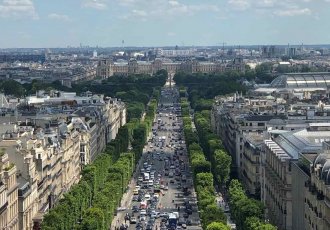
left=185, top=209, right=192, bottom=215
left=132, top=206, right=139, bottom=212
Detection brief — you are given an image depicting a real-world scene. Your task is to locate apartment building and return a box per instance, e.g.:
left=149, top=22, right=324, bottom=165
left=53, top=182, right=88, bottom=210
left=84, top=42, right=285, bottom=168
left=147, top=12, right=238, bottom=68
left=0, top=91, right=126, bottom=229
left=211, top=90, right=330, bottom=230
left=304, top=142, right=330, bottom=230
left=241, top=132, right=263, bottom=198
left=0, top=151, right=19, bottom=230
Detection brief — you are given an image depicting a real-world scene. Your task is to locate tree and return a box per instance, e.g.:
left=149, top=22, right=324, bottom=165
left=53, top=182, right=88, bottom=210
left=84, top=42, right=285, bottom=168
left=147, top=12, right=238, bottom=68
left=214, top=149, right=232, bottom=184
left=0, top=79, right=25, bottom=97
left=206, top=222, right=230, bottom=230
left=244, top=217, right=277, bottom=230
left=81, top=208, right=105, bottom=230
left=201, top=204, right=227, bottom=227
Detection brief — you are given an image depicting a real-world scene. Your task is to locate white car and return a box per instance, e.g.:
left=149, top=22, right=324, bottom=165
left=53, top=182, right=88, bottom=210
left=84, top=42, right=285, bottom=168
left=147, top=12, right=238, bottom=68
left=140, top=210, right=147, bottom=215
left=160, top=212, right=169, bottom=218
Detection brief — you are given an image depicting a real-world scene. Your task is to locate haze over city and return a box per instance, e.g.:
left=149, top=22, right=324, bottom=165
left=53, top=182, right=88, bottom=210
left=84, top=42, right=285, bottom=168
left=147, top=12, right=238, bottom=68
left=1, top=0, right=330, bottom=48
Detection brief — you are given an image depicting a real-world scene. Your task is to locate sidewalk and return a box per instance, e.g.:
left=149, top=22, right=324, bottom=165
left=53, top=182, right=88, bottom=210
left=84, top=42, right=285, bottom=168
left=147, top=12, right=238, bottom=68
left=215, top=192, right=235, bottom=228
left=110, top=178, right=135, bottom=230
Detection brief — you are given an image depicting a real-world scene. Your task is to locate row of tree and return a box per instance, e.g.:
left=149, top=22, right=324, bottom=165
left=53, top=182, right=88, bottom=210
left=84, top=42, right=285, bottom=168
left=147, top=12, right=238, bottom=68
left=42, top=107, right=157, bottom=230
left=180, top=98, right=228, bottom=230
left=41, top=72, right=163, bottom=229
left=178, top=84, right=277, bottom=230
left=229, top=180, right=276, bottom=230
left=194, top=110, right=232, bottom=185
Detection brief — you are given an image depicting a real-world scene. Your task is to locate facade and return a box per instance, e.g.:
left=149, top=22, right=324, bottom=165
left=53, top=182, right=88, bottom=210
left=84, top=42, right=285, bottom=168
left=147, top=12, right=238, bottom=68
left=263, top=138, right=294, bottom=230
left=241, top=133, right=263, bottom=198
left=0, top=151, right=19, bottom=230
left=304, top=143, right=330, bottom=230
left=0, top=91, right=126, bottom=229
left=211, top=90, right=330, bottom=230
left=97, top=58, right=245, bottom=79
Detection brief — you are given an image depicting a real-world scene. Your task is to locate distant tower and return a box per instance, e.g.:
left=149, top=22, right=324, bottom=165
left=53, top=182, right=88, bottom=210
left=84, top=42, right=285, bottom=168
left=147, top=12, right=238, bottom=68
left=93, top=50, right=97, bottom=58
left=122, top=40, right=125, bottom=49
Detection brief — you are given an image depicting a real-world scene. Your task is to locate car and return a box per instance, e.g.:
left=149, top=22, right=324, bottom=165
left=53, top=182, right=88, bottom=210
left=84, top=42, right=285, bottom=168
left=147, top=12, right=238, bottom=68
left=170, top=179, right=175, bottom=184
left=185, top=209, right=192, bottom=215
left=140, top=215, right=146, bottom=221
left=140, top=210, right=147, bottom=215
left=160, top=212, right=169, bottom=218
left=164, top=186, right=169, bottom=190
left=116, top=207, right=127, bottom=211
left=132, top=205, right=139, bottom=212
left=130, top=217, right=137, bottom=224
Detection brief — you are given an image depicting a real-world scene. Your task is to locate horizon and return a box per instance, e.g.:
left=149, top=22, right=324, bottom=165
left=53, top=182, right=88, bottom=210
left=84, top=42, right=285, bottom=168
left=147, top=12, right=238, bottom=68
left=1, top=43, right=330, bottom=50
left=0, top=0, right=330, bottom=48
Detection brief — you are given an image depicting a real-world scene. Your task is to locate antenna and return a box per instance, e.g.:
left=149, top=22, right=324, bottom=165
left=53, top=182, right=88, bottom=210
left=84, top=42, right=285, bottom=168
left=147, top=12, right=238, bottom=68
left=222, top=42, right=226, bottom=56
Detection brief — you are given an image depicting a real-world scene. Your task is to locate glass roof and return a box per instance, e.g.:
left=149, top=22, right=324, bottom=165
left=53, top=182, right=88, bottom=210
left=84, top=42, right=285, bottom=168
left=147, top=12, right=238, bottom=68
left=270, top=73, right=330, bottom=89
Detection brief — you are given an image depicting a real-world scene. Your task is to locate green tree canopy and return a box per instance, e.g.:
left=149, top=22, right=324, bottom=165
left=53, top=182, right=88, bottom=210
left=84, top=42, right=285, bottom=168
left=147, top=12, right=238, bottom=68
left=206, top=222, right=230, bottom=230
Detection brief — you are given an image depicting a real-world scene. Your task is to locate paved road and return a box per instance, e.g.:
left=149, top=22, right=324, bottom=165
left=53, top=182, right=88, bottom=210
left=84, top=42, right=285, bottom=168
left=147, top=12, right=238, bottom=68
left=112, top=78, right=201, bottom=230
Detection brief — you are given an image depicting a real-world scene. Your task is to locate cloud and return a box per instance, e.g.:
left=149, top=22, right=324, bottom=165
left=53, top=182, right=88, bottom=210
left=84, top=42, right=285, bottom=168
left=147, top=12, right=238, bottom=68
left=114, top=0, right=221, bottom=20
left=228, top=0, right=250, bottom=11
left=168, top=0, right=180, bottom=7
left=0, top=0, right=38, bottom=19
left=82, top=0, right=107, bottom=10
left=48, top=13, right=70, bottom=21
left=131, top=9, right=147, bottom=17
left=227, top=0, right=315, bottom=17
left=274, top=7, right=312, bottom=16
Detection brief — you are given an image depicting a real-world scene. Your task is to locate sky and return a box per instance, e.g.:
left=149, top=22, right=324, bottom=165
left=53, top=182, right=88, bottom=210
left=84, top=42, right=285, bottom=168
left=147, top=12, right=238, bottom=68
left=0, top=0, right=329, bottom=48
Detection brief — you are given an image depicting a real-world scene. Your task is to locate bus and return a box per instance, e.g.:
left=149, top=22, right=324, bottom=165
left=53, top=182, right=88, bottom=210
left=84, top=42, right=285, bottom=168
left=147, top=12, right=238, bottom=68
left=168, top=213, right=178, bottom=228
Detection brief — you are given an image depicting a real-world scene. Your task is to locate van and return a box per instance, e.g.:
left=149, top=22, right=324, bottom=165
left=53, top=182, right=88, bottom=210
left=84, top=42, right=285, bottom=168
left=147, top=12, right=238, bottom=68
left=133, top=189, right=139, bottom=195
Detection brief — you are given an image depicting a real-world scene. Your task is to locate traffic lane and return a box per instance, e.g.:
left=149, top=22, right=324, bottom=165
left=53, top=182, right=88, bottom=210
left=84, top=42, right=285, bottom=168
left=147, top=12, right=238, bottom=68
left=124, top=89, right=193, bottom=229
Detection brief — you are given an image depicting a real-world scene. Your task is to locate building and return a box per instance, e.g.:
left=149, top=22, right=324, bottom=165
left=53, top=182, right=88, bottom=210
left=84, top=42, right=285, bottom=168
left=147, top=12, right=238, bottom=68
left=303, top=142, right=330, bottom=230
left=241, top=132, right=263, bottom=198
left=0, top=91, right=126, bottom=229
left=96, top=58, right=245, bottom=79
left=262, top=125, right=330, bottom=230
left=0, top=150, right=19, bottom=230
left=211, top=86, right=330, bottom=230
left=255, top=72, right=330, bottom=95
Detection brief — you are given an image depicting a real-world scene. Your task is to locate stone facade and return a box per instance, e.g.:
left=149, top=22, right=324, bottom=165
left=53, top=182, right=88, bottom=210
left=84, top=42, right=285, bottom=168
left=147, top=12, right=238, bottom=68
left=97, top=58, right=246, bottom=78
left=0, top=152, right=19, bottom=230
left=0, top=92, right=126, bottom=229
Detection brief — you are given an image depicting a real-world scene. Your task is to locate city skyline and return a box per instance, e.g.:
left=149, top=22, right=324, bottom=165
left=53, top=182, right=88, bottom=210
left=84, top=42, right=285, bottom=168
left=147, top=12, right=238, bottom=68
left=0, top=0, right=330, bottom=48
